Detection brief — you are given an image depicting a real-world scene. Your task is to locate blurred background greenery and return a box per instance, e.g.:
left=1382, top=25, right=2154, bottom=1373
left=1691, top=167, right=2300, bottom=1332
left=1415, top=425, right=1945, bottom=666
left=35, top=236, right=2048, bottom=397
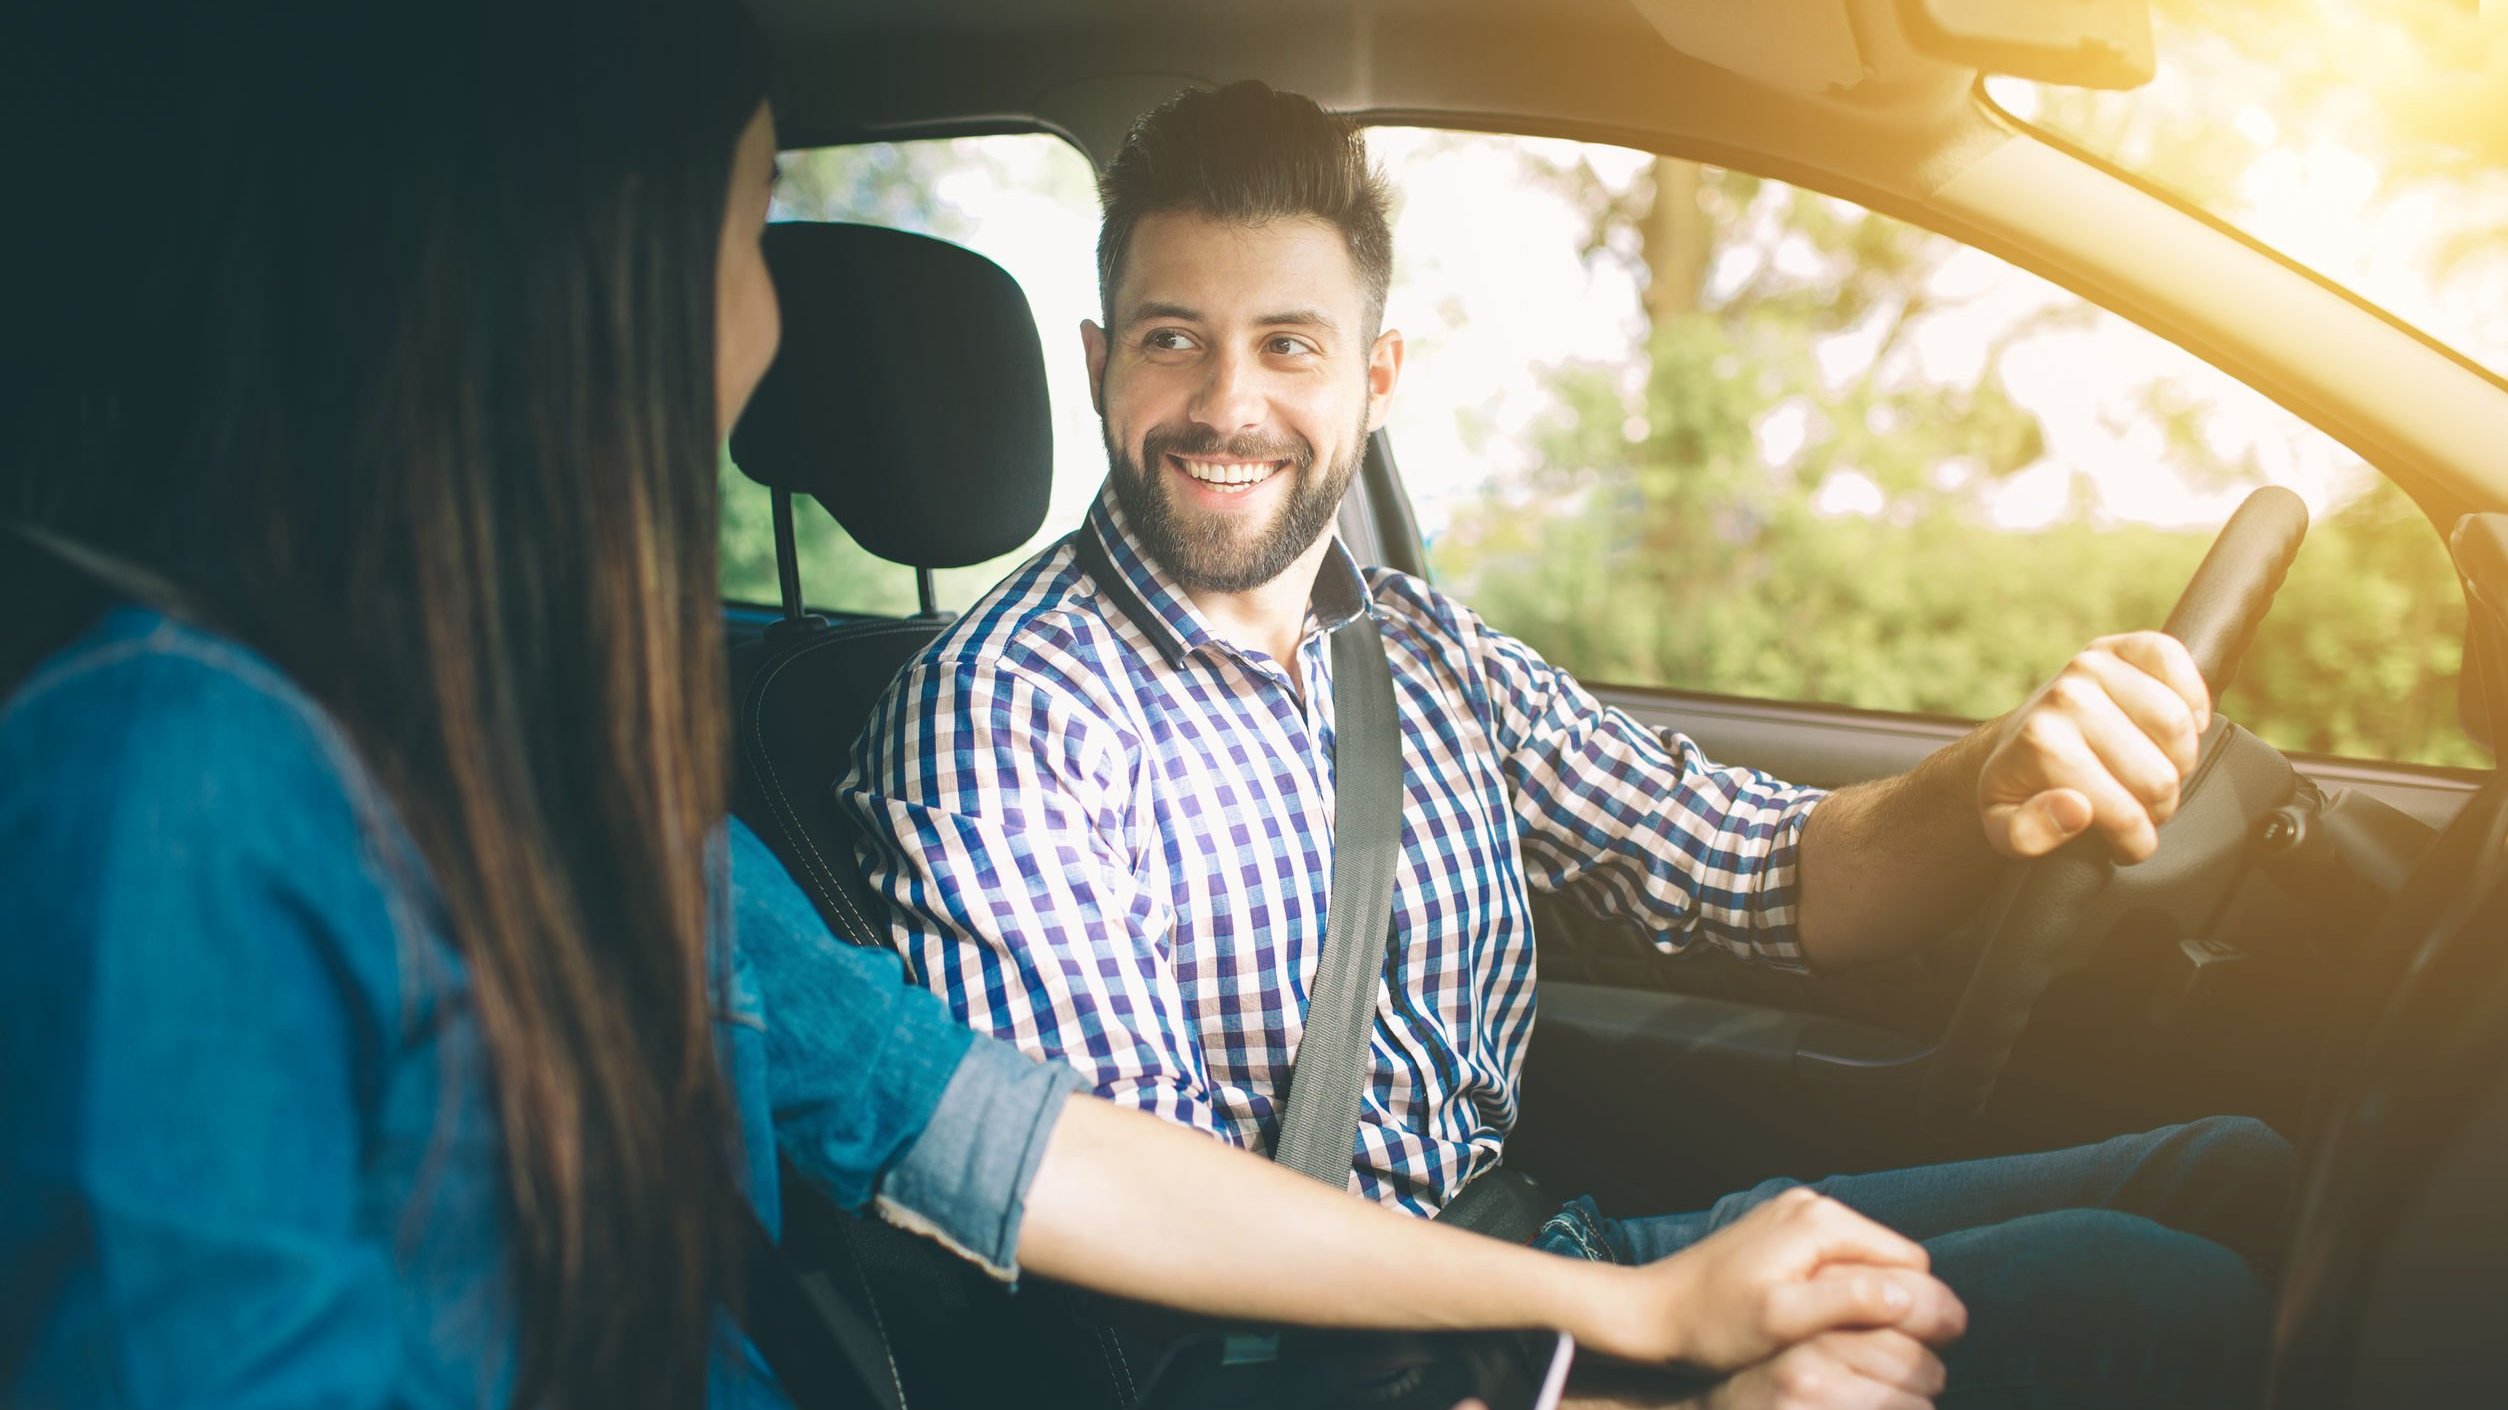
left=1423, top=156, right=2480, bottom=765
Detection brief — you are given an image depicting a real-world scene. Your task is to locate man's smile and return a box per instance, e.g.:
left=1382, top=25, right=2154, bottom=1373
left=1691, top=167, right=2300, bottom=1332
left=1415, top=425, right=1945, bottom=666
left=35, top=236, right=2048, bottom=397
left=1168, top=452, right=1289, bottom=496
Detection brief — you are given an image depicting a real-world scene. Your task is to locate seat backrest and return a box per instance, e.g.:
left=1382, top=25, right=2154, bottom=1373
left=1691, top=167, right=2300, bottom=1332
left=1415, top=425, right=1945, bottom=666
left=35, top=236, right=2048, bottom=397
left=727, top=221, right=1053, bottom=944
left=731, top=619, right=947, bottom=943
left=725, top=223, right=1130, bottom=1409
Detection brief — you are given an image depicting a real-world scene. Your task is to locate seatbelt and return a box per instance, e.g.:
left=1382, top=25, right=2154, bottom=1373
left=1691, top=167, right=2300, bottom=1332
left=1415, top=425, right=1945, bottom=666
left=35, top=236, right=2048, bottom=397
left=1269, top=606, right=1558, bottom=1240
left=1270, top=605, right=1408, bottom=1186
left=3, top=521, right=218, bottom=625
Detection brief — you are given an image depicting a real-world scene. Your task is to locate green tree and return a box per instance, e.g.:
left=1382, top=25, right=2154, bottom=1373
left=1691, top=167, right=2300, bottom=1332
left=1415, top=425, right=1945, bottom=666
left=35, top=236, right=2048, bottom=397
left=1432, top=125, right=2483, bottom=768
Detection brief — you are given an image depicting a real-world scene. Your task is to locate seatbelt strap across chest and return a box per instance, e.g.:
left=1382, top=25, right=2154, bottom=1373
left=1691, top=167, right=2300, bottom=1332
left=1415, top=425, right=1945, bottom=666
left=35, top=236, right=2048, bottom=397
left=1268, top=607, right=1405, bottom=1187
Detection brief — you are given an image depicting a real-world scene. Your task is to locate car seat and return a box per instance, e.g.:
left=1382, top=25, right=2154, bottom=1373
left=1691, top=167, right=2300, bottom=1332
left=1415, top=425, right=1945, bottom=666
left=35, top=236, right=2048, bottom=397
left=726, top=219, right=1054, bottom=945
left=726, top=221, right=1141, bottom=1410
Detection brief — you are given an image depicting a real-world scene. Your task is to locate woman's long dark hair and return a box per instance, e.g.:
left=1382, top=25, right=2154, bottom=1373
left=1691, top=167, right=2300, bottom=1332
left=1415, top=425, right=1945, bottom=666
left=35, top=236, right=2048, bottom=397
left=6, top=3, right=768, bottom=1403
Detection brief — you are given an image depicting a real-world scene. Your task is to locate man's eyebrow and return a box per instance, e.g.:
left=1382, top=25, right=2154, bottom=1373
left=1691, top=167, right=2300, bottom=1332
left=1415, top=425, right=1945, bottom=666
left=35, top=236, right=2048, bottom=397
left=1122, top=301, right=1204, bottom=328
left=1255, top=309, right=1339, bottom=334
left=1119, top=303, right=1343, bottom=337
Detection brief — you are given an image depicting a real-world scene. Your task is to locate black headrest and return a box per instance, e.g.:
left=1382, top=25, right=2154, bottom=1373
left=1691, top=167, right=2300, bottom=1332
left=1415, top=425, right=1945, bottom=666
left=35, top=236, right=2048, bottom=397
left=730, top=222, right=1053, bottom=569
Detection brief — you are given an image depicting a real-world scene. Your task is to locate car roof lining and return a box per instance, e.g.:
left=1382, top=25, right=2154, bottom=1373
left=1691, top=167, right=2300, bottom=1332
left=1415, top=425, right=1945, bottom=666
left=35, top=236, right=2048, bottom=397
left=755, top=0, right=1986, bottom=192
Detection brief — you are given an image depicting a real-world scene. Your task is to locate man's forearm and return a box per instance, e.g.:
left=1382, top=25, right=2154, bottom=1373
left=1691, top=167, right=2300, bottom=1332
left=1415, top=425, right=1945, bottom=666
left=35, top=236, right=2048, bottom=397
left=1792, top=720, right=2004, bottom=971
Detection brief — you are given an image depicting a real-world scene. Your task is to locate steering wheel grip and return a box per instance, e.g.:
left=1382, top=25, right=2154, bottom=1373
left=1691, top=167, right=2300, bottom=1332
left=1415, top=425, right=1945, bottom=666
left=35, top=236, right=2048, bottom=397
left=2162, top=485, right=2310, bottom=699
left=1919, top=486, right=2310, bottom=1136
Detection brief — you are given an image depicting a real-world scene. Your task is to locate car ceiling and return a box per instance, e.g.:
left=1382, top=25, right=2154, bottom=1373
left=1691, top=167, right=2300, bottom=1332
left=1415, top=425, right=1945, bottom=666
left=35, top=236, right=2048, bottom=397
left=753, top=0, right=1994, bottom=197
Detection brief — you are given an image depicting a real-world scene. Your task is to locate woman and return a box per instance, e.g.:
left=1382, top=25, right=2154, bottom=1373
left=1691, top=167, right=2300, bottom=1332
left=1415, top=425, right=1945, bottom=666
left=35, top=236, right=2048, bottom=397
left=0, top=3, right=1957, bottom=1407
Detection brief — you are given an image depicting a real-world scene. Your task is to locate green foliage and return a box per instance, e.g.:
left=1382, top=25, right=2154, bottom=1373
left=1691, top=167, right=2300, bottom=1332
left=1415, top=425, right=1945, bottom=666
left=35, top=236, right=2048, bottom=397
left=1434, top=321, right=2482, bottom=768
left=1428, top=117, right=2486, bottom=772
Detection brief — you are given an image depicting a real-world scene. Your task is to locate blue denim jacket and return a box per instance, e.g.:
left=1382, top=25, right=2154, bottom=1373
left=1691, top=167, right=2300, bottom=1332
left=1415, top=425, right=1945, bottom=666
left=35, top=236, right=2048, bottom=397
left=0, top=606, right=1082, bottom=1407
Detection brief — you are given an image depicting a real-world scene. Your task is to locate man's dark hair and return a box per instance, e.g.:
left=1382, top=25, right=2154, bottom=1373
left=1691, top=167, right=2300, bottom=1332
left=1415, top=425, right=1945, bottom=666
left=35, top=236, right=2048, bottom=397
left=1096, top=80, right=1394, bottom=335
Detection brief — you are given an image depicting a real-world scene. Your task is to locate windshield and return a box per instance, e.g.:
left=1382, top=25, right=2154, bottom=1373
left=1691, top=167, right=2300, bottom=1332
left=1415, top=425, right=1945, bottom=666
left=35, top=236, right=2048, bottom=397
left=1986, top=0, right=2508, bottom=380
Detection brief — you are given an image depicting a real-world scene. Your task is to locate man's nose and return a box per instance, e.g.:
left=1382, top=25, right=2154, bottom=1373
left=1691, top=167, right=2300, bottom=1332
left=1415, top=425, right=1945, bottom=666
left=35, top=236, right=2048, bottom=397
left=1187, top=346, right=1266, bottom=434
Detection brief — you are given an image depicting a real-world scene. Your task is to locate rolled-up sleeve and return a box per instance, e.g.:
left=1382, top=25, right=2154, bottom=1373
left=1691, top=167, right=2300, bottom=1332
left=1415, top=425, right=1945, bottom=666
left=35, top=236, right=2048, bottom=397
left=731, top=821, right=1081, bottom=1280
left=877, top=1035, right=1084, bottom=1278
left=1472, top=614, right=1826, bottom=971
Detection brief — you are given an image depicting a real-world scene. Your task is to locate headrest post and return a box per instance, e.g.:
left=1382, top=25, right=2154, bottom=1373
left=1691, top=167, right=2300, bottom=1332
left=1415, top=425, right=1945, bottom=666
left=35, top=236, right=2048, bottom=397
left=915, top=568, right=939, bottom=619
left=761, top=487, right=830, bottom=643
left=771, top=489, right=808, bottom=624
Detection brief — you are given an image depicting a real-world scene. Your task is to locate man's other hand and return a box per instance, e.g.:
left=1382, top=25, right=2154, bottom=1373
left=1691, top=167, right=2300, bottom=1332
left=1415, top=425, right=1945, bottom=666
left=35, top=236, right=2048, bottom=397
left=1979, top=632, right=2212, bottom=864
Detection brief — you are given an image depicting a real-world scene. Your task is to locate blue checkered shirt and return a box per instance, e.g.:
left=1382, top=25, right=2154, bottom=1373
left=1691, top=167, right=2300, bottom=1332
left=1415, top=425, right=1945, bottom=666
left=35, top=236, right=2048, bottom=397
left=841, top=486, right=1825, bottom=1215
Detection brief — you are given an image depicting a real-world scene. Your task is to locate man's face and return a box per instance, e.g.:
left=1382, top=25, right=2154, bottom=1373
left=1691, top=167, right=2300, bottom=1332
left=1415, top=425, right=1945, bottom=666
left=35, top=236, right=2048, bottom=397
left=1085, top=211, right=1403, bottom=595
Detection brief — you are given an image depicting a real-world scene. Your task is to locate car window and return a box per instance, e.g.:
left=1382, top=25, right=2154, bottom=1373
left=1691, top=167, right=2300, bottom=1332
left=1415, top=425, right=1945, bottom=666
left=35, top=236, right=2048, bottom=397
left=719, top=133, right=1103, bottom=616
left=1370, top=127, right=2482, bottom=769
left=1986, top=0, right=2508, bottom=382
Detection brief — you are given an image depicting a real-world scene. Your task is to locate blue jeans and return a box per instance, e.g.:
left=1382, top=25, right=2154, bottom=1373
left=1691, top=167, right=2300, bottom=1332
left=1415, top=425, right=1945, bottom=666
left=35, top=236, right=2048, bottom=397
left=1534, top=1116, right=2293, bottom=1408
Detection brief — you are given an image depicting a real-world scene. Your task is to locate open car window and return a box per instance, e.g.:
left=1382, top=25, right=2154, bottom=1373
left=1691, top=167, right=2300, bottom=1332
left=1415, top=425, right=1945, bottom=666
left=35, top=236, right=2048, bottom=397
left=1370, top=126, right=2484, bottom=770
left=719, top=132, right=1102, bottom=616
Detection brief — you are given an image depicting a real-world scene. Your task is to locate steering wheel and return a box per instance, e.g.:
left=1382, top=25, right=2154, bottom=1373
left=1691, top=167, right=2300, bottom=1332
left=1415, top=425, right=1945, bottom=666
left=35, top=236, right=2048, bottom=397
left=1918, top=486, right=2313, bottom=1134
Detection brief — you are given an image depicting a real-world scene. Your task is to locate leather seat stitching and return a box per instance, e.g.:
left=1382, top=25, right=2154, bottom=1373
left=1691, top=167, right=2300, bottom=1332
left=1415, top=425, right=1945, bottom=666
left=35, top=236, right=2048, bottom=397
left=743, top=623, right=938, bottom=946
left=833, top=1223, right=912, bottom=1410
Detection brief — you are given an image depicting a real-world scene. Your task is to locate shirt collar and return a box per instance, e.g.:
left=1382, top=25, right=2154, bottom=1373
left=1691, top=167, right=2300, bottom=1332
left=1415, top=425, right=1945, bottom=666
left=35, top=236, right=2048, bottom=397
left=1078, top=481, right=1372, bottom=671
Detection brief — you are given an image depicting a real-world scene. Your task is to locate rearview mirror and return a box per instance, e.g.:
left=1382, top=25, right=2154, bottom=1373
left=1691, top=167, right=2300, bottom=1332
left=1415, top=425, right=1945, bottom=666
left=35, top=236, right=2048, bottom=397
left=1897, top=0, right=2154, bottom=89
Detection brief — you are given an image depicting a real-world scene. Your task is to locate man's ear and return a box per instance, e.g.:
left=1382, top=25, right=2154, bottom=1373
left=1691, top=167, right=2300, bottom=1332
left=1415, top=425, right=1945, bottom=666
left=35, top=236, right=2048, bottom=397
left=1364, top=327, right=1406, bottom=433
left=1082, top=319, right=1108, bottom=416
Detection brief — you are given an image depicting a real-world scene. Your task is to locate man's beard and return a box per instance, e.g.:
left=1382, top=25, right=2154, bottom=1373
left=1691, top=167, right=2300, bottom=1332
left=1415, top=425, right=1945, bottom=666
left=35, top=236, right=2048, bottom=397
left=1104, top=416, right=1366, bottom=595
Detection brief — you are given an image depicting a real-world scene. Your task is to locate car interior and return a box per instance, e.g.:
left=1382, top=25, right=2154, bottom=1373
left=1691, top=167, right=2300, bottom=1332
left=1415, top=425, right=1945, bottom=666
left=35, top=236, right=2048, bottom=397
left=717, top=1, right=2508, bottom=1406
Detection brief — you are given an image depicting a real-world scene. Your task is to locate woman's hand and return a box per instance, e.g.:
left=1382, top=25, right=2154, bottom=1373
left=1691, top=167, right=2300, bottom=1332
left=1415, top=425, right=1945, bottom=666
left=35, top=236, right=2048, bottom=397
left=1577, top=1188, right=1964, bottom=1372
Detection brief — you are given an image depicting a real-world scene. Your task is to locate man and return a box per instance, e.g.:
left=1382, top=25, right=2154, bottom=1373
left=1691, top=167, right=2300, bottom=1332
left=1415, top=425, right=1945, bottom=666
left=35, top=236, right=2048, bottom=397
left=842, top=81, right=2287, bottom=1405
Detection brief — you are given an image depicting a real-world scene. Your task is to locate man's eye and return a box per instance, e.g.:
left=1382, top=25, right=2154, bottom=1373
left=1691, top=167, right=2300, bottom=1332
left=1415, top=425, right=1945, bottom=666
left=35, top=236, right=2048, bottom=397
left=1145, top=329, right=1196, bottom=352
left=1266, top=336, right=1314, bottom=356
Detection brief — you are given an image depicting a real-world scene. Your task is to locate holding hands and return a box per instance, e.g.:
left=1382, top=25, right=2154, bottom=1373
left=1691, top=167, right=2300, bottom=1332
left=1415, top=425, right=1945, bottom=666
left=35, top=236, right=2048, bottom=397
left=1579, top=1187, right=1965, bottom=1409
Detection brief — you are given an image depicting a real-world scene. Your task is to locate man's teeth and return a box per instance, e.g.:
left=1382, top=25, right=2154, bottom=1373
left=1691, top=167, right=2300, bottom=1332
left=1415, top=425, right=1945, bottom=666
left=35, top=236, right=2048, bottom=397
left=1177, top=458, right=1280, bottom=488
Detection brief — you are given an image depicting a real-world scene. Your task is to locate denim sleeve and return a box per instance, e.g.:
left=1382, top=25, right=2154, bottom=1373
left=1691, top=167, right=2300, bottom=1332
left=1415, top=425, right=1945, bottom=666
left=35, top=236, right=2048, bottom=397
left=731, top=821, right=1081, bottom=1280
left=0, top=625, right=407, bottom=1408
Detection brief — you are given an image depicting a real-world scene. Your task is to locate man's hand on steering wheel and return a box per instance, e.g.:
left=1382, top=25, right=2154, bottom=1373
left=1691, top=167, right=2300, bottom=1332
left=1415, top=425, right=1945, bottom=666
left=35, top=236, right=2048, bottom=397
left=1977, top=631, right=2215, bottom=864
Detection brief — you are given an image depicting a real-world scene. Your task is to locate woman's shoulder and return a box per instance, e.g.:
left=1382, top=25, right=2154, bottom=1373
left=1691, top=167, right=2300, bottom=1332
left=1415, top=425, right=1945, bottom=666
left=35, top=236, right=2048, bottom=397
left=0, top=605, right=418, bottom=1015
left=4, top=605, right=368, bottom=801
